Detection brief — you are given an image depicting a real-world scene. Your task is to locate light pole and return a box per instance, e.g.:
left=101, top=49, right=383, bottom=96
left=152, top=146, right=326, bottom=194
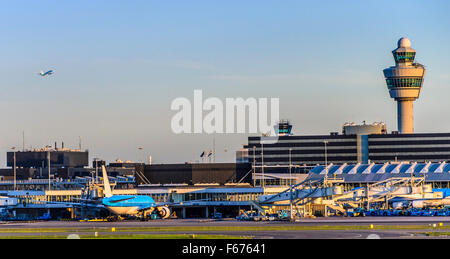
left=94, top=158, right=100, bottom=184
left=213, top=136, right=216, bottom=163
left=289, top=148, right=293, bottom=185
left=324, top=141, right=329, bottom=183
left=46, top=145, right=52, bottom=191
left=253, top=146, right=256, bottom=187
left=138, top=147, right=144, bottom=164
left=12, top=147, right=16, bottom=191
left=261, top=143, right=265, bottom=189
left=323, top=140, right=329, bottom=218
left=289, top=148, right=293, bottom=222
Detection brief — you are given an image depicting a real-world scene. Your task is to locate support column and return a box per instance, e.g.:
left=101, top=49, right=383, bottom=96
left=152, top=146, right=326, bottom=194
left=69, top=208, right=74, bottom=219
left=397, top=100, right=414, bottom=134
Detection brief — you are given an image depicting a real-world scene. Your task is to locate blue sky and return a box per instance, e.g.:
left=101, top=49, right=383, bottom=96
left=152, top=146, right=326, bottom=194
left=0, top=0, right=449, bottom=166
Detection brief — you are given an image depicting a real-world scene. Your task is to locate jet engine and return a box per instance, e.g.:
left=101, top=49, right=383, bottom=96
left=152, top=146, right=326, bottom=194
left=157, top=206, right=171, bottom=219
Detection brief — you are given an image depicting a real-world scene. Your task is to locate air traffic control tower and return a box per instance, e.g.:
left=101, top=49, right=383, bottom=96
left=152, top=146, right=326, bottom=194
left=383, top=37, right=426, bottom=134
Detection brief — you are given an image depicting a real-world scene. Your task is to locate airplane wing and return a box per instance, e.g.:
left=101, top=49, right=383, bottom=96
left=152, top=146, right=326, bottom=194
left=29, top=200, right=105, bottom=209
left=109, top=197, right=136, bottom=204
left=136, top=199, right=211, bottom=212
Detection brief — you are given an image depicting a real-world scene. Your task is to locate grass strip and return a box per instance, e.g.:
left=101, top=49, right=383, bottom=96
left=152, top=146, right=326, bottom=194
left=0, top=224, right=448, bottom=234
left=420, top=232, right=450, bottom=237
left=0, top=234, right=251, bottom=239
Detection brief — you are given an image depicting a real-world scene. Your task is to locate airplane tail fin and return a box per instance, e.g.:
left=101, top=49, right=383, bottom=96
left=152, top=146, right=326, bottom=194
left=102, top=166, right=113, bottom=198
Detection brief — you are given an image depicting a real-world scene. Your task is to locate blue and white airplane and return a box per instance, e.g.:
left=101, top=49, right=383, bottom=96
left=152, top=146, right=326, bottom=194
left=101, top=166, right=171, bottom=220
left=39, top=70, right=54, bottom=77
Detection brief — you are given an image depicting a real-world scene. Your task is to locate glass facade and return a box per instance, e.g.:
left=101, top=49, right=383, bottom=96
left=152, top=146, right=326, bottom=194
left=172, top=192, right=262, bottom=202
left=255, top=178, right=296, bottom=186
left=386, top=77, right=423, bottom=88
left=393, top=52, right=416, bottom=63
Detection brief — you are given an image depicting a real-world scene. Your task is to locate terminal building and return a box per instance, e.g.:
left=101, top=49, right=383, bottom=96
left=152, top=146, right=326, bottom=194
left=244, top=122, right=450, bottom=169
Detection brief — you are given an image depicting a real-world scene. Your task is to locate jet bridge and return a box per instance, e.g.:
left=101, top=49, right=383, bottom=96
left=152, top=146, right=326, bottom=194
left=254, top=176, right=441, bottom=218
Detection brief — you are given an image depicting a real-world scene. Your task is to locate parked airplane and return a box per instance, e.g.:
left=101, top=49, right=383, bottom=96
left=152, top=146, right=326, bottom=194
left=39, top=70, right=54, bottom=77
left=100, top=166, right=171, bottom=220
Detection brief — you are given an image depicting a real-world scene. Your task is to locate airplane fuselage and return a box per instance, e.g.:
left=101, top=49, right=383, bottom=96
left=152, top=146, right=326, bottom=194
left=102, top=195, right=156, bottom=216
left=100, top=166, right=171, bottom=219
left=40, top=70, right=53, bottom=76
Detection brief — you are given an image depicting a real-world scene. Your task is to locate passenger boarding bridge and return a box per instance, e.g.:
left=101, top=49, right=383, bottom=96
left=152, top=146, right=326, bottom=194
left=308, top=161, right=450, bottom=189
left=252, top=162, right=450, bottom=218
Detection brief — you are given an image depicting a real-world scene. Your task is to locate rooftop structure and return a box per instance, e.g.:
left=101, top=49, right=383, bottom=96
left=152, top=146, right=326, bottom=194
left=342, top=122, right=387, bottom=135
left=135, top=163, right=252, bottom=186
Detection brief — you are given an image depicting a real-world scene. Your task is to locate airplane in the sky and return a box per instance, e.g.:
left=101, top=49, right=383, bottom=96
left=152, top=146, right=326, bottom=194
left=39, top=70, right=54, bottom=77
left=100, top=166, right=172, bottom=221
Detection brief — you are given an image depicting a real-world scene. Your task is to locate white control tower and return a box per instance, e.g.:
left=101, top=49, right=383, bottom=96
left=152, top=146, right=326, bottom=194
left=383, top=37, right=426, bottom=134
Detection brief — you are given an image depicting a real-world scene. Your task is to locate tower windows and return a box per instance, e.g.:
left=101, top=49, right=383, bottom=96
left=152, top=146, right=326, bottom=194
left=386, top=77, right=423, bottom=88
left=393, top=52, right=416, bottom=63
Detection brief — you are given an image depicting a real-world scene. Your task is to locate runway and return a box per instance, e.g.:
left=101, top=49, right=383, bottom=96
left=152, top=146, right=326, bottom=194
left=1, top=217, right=450, bottom=239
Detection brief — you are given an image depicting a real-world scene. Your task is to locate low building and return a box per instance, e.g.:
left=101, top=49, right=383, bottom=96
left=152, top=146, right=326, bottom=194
left=136, top=163, right=252, bottom=186
left=7, top=149, right=89, bottom=168
left=0, top=168, right=36, bottom=181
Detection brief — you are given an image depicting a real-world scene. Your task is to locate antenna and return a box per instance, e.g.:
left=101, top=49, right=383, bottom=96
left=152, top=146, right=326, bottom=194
left=79, top=136, right=82, bottom=151
left=22, top=131, right=25, bottom=152
left=213, top=136, right=216, bottom=163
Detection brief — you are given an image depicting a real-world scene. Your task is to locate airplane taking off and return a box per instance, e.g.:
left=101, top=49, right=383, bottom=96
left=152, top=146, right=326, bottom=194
left=39, top=70, right=54, bottom=77
left=101, top=166, right=171, bottom=220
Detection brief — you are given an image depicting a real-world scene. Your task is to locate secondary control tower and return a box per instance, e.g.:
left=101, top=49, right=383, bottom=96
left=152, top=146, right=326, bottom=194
left=383, top=37, right=426, bottom=134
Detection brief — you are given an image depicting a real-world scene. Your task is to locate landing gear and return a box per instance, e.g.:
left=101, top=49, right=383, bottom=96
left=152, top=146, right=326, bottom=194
left=139, top=207, right=169, bottom=221
left=106, top=215, right=124, bottom=222
left=140, top=211, right=166, bottom=221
